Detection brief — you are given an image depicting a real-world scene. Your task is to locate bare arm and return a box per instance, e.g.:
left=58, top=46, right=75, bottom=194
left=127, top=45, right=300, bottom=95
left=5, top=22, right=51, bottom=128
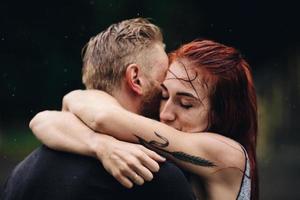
left=30, top=110, right=100, bottom=157
left=63, top=90, right=246, bottom=180
left=29, top=111, right=165, bottom=188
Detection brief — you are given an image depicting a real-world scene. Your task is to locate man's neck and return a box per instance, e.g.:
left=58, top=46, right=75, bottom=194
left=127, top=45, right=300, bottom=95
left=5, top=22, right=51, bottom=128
left=111, top=88, right=141, bottom=115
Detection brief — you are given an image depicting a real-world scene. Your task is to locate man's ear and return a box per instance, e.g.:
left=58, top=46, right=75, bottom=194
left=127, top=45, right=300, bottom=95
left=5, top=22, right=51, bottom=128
left=125, top=64, right=143, bottom=95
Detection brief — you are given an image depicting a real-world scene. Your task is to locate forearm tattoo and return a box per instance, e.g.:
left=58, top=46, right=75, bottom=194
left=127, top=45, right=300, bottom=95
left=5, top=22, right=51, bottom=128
left=134, top=132, right=216, bottom=167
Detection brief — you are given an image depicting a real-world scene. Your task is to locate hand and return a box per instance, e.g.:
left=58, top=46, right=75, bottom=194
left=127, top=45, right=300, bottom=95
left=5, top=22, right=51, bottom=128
left=95, top=137, right=166, bottom=188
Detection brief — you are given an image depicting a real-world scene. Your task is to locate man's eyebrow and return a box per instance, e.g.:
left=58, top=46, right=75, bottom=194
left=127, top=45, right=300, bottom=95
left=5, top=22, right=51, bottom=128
left=176, top=92, right=198, bottom=100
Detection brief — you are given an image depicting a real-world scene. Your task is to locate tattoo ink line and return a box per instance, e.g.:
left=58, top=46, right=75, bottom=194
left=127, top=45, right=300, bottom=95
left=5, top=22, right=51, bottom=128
left=134, top=132, right=216, bottom=167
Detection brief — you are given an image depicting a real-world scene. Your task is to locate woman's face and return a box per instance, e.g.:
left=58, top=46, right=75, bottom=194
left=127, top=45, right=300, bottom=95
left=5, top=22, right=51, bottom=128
left=159, top=60, right=210, bottom=132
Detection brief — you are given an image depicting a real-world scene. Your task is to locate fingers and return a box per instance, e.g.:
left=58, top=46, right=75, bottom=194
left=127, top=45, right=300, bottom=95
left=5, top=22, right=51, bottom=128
left=136, top=151, right=160, bottom=172
left=130, top=164, right=153, bottom=181
left=123, top=168, right=144, bottom=186
left=113, top=163, right=144, bottom=187
left=121, top=153, right=154, bottom=181
left=103, top=155, right=136, bottom=189
left=139, top=145, right=166, bottom=162
left=103, top=143, right=167, bottom=189
left=118, top=151, right=152, bottom=183
left=113, top=172, right=134, bottom=189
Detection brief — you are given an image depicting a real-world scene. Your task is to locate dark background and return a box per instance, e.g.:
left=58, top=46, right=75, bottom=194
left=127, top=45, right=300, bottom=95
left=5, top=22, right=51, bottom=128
left=1, top=0, right=299, bottom=199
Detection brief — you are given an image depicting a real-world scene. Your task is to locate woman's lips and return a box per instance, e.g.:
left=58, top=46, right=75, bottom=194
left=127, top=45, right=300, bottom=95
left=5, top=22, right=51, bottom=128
left=161, top=121, right=181, bottom=131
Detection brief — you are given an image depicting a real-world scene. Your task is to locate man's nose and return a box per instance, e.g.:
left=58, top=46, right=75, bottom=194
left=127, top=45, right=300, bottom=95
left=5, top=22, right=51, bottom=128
left=160, top=100, right=176, bottom=122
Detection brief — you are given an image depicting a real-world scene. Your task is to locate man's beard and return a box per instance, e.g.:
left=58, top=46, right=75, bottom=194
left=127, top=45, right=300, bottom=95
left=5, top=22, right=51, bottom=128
left=139, top=82, right=162, bottom=120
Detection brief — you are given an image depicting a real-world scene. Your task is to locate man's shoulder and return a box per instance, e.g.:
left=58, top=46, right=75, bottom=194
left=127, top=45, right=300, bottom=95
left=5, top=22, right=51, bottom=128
left=2, top=147, right=195, bottom=200
left=2, top=145, right=116, bottom=200
left=13, top=145, right=101, bottom=176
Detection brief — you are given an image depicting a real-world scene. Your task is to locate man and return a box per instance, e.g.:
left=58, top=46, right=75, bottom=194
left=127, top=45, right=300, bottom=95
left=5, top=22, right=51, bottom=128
left=2, top=18, right=194, bottom=200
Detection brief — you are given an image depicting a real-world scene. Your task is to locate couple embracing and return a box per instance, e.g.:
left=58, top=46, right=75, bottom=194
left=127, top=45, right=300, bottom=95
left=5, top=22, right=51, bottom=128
left=2, top=18, right=258, bottom=200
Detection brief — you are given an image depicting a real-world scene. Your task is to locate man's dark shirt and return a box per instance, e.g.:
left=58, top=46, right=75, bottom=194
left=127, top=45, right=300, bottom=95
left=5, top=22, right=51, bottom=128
left=2, top=145, right=195, bottom=200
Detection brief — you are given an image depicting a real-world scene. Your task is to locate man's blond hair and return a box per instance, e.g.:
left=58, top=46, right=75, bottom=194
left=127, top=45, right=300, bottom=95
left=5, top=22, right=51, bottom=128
left=82, top=18, right=163, bottom=93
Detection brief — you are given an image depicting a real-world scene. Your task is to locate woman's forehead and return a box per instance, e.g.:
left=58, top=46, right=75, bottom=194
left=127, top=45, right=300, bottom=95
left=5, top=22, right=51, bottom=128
left=164, top=60, right=208, bottom=98
left=166, top=60, right=194, bottom=79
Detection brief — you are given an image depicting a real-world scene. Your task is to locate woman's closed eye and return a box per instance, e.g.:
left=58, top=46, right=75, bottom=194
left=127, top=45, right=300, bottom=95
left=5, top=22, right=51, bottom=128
left=177, top=98, right=194, bottom=109
left=161, top=93, right=169, bottom=100
left=179, top=101, right=193, bottom=109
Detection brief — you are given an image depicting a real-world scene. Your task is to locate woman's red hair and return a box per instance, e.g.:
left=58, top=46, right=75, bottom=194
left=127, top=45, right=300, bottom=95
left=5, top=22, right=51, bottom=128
left=169, top=40, right=258, bottom=200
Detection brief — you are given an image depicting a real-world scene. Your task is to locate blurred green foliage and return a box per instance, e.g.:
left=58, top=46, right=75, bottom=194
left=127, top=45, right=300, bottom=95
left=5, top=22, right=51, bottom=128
left=0, top=130, right=40, bottom=160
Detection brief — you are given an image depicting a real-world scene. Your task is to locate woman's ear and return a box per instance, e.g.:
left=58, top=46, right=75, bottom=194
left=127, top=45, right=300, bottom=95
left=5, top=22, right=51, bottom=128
left=125, top=64, right=143, bottom=95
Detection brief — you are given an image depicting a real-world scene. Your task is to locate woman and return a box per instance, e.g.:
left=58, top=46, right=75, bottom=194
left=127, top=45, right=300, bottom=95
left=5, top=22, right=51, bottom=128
left=30, top=40, right=258, bottom=200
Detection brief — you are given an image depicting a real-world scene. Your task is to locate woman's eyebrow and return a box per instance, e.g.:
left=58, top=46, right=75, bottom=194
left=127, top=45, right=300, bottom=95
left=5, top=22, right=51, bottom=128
left=176, top=92, right=198, bottom=100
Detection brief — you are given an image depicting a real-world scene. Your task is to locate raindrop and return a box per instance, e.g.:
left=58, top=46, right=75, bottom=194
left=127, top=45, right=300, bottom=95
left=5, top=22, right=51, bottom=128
left=12, top=93, right=15, bottom=97
left=64, top=35, right=69, bottom=39
left=64, top=68, right=68, bottom=72
left=1, top=38, right=4, bottom=41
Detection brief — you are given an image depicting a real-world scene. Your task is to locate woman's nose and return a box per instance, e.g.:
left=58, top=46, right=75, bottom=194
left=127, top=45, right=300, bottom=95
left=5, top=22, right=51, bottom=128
left=160, top=100, right=176, bottom=122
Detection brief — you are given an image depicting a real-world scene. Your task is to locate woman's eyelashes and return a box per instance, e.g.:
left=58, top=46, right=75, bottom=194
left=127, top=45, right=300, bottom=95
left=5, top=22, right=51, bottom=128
left=161, top=94, right=194, bottom=109
left=179, top=101, right=193, bottom=109
left=161, top=92, right=169, bottom=100
left=161, top=96, right=168, bottom=100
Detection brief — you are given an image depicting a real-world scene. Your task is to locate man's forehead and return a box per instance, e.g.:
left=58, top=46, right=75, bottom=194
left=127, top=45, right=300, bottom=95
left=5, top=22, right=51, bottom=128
left=152, top=48, right=168, bottom=69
